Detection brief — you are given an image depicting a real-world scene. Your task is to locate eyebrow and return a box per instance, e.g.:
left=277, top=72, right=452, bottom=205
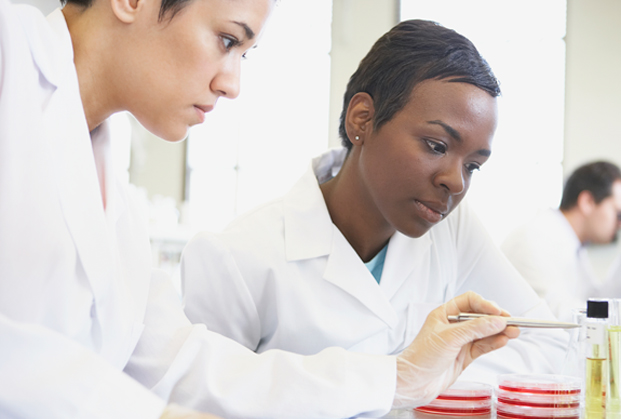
left=428, top=120, right=462, bottom=142
left=427, top=120, right=491, bottom=157
left=233, top=21, right=255, bottom=40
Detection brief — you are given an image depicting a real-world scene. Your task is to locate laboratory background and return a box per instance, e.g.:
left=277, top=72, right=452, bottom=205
left=12, top=0, right=621, bottom=288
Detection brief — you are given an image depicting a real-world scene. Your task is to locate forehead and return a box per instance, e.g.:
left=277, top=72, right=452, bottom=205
left=407, top=79, right=497, bottom=117
left=395, top=79, right=498, bottom=140
left=176, top=0, right=274, bottom=34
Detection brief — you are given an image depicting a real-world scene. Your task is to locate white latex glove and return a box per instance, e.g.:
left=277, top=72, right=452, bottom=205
left=160, top=404, right=223, bottom=419
left=392, top=291, right=520, bottom=409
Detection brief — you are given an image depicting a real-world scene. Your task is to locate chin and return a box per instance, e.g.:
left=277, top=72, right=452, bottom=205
left=137, top=114, right=189, bottom=143
left=152, top=125, right=189, bottom=143
left=398, top=223, right=434, bottom=239
left=163, top=133, right=189, bottom=143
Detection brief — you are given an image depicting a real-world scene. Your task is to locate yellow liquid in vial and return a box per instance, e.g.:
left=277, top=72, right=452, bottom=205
left=586, top=357, right=607, bottom=417
left=608, top=326, right=621, bottom=414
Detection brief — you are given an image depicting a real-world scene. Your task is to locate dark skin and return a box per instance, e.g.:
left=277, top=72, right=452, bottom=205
left=320, top=79, right=498, bottom=262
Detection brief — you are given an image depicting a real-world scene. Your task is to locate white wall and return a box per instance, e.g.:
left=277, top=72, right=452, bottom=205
left=328, top=0, right=399, bottom=148
left=564, top=0, right=621, bottom=176
left=564, top=0, right=621, bottom=278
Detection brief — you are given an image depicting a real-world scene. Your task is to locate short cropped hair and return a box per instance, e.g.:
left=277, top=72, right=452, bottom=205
left=338, top=19, right=501, bottom=150
left=60, top=0, right=191, bottom=21
left=560, top=161, right=621, bottom=210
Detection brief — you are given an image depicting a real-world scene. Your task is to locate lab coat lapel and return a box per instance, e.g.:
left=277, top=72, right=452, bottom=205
left=380, top=232, right=432, bottom=301
left=44, top=85, right=117, bottom=312
left=323, top=230, right=399, bottom=328
left=44, top=87, right=136, bottom=365
left=283, top=165, right=333, bottom=260
left=40, top=9, right=117, bottom=306
left=39, top=11, right=136, bottom=365
left=284, top=166, right=398, bottom=328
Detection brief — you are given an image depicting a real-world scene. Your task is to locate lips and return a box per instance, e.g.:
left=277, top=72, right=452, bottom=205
left=414, top=200, right=448, bottom=224
left=193, top=104, right=214, bottom=124
left=194, top=104, right=214, bottom=114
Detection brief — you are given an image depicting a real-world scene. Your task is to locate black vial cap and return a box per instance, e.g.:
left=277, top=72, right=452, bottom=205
left=587, top=300, right=609, bottom=319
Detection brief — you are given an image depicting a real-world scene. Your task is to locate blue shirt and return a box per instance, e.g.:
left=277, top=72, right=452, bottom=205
left=364, top=245, right=388, bottom=284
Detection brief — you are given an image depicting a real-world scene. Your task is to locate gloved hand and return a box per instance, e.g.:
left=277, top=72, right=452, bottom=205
left=392, top=291, right=520, bottom=409
left=160, top=404, right=223, bottom=419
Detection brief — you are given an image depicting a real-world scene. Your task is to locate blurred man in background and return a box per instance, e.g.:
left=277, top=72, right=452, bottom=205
left=501, top=161, right=621, bottom=321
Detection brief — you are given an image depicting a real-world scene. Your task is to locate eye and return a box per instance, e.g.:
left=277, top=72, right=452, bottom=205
left=221, top=35, right=241, bottom=52
left=424, top=139, right=447, bottom=155
left=465, top=162, right=481, bottom=174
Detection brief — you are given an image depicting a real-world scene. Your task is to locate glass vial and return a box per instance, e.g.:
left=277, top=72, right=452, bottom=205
left=585, top=299, right=609, bottom=418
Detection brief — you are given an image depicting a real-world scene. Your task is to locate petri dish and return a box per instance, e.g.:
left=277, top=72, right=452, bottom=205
left=496, top=388, right=580, bottom=409
left=496, top=400, right=581, bottom=419
left=415, top=381, right=492, bottom=416
left=497, top=374, right=582, bottom=396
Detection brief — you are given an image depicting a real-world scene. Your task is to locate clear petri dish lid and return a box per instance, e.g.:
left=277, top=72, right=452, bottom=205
left=414, top=381, right=493, bottom=416
left=496, top=388, right=580, bottom=409
left=496, top=400, right=581, bottom=418
left=497, top=374, right=582, bottom=396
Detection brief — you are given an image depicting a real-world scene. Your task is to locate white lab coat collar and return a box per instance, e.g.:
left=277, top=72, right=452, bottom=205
left=381, top=231, right=432, bottom=301
left=283, top=165, right=334, bottom=261
left=552, top=209, right=583, bottom=254
left=91, top=120, right=126, bottom=226
left=41, top=18, right=116, bottom=302
left=33, top=8, right=136, bottom=362
left=16, top=7, right=71, bottom=89
left=312, top=147, right=347, bottom=184
left=283, top=149, right=433, bottom=327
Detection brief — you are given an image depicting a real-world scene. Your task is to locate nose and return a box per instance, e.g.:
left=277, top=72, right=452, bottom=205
left=211, top=59, right=241, bottom=99
left=436, top=161, right=466, bottom=195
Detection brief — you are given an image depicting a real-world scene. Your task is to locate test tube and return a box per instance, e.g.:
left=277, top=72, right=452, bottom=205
left=608, top=299, right=621, bottom=418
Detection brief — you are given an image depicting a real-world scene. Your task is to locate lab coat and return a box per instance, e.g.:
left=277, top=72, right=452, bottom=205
left=501, top=209, right=601, bottom=322
left=182, top=149, right=570, bottom=385
left=0, top=3, right=396, bottom=418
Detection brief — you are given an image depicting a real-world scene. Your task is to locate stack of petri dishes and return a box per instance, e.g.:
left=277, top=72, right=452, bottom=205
left=495, top=374, right=582, bottom=419
left=414, top=381, right=493, bottom=417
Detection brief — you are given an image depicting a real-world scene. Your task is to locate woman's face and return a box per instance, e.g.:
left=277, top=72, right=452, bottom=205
left=358, top=79, right=498, bottom=238
left=121, top=0, right=273, bottom=141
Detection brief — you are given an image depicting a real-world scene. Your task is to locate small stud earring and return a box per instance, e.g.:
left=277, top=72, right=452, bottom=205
left=354, top=136, right=360, bottom=141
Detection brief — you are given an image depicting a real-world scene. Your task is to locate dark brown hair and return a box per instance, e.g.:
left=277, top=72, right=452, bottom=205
left=339, top=19, right=501, bottom=150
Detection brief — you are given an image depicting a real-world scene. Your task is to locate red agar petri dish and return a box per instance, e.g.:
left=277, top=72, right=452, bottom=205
left=497, top=375, right=581, bottom=396
left=496, top=400, right=581, bottom=419
left=496, top=388, right=580, bottom=409
left=495, top=375, right=582, bottom=419
left=415, top=381, right=492, bottom=416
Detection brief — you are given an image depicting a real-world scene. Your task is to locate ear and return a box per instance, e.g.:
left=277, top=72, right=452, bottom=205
left=577, top=190, right=596, bottom=215
left=344, top=92, right=375, bottom=145
left=110, top=0, right=144, bottom=23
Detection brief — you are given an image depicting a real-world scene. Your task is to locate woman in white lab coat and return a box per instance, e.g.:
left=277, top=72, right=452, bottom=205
left=181, top=19, right=569, bottom=384
left=0, top=1, right=518, bottom=419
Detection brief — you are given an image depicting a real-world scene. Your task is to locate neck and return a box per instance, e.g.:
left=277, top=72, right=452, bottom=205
left=320, top=149, right=395, bottom=262
left=63, top=4, right=120, bottom=131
